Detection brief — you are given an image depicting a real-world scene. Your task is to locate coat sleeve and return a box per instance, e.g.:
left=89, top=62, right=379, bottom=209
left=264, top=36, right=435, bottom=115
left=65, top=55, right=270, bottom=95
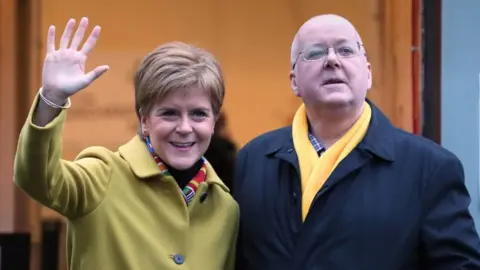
left=224, top=204, right=240, bottom=270
left=13, top=95, right=113, bottom=220
left=421, top=154, right=480, bottom=269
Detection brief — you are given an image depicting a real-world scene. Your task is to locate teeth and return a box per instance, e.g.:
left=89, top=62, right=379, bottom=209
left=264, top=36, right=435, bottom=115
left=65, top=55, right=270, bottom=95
left=172, top=142, right=194, bottom=147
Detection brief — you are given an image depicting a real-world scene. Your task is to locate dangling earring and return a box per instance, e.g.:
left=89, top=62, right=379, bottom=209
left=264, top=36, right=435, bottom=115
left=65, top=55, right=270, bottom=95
left=142, top=128, right=152, bottom=146
left=144, top=131, right=151, bottom=145
left=142, top=127, right=148, bottom=139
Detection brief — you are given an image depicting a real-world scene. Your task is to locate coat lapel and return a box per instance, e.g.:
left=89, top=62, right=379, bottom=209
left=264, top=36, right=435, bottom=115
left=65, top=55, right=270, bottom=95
left=118, top=135, right=229, bottom=191
left=118, top=135, right=162, bottom=179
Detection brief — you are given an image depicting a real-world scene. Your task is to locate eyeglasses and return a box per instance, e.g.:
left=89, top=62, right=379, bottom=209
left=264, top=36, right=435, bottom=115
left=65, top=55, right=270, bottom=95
left=292, top=41, right=364, bottom=69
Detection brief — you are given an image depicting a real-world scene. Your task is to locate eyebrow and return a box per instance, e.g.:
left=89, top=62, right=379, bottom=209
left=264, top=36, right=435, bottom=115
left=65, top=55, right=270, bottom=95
left=155, top=106, right=211, bottom=112
left=191, top=107, right=211, bottom=111
left=307, top=38, right=357, bottom=47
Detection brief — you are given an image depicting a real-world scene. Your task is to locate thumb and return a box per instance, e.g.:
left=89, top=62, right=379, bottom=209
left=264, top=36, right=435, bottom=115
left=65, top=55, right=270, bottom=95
left=84, top=65, right=109, bottom=85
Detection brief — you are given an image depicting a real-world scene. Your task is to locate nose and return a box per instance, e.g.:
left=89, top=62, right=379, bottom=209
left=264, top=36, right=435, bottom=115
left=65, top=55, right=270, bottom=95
left=176, top=117, right=193, bottom=134
left=324, top=48, right=341, bottom=69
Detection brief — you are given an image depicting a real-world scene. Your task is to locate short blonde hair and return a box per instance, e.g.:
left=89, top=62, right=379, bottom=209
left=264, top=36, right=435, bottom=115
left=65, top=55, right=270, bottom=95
left=134, top=42, right=225, bottom=120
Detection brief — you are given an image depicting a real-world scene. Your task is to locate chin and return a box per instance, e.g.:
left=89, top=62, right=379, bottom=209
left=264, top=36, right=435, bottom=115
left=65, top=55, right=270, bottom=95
left=308, top=97, right=350, bottom=108
left=322, top=93, right=354, bottom=106
left=324, top=99, right=351, bottom=107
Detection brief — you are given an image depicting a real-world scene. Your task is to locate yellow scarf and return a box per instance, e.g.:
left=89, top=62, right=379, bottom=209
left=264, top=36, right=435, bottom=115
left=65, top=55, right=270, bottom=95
left=292, top=101, right=372, bottom=221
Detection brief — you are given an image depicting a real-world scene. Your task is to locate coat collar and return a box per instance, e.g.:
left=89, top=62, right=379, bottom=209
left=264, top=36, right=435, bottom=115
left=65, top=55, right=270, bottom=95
left=118, top=136, right=229, bottom=192
left=265, top=100, right=396, bottom=162
left=357, top=99, right=396, bottom=161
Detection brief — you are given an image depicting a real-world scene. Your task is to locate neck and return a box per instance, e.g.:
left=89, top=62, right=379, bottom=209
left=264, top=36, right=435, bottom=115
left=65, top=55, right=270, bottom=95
left=167, top=159, right=203, bottom=188
left=306, top=103, right=364, bottom=148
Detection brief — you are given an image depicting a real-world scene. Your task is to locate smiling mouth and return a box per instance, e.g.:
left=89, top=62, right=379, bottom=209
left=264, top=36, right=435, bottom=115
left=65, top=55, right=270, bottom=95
left=170, top=142, right=195, bottom=149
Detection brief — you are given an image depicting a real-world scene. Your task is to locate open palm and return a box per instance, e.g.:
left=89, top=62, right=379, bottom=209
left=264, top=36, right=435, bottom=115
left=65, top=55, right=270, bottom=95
left=42, top=17, right=109, bottom=99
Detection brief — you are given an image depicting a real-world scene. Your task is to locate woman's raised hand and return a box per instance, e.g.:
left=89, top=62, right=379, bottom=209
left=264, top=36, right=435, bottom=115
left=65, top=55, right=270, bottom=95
left=41, top=17, right=109, bottom=104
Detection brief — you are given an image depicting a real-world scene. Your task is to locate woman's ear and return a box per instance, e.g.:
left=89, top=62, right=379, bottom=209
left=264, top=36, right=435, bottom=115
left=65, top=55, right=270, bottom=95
left=140, top=114, right=149, bottom=137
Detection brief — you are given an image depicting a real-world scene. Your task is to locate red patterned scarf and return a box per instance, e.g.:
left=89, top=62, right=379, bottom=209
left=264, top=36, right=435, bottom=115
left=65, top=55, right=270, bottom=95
left=145, top=136, right=207, bottom=205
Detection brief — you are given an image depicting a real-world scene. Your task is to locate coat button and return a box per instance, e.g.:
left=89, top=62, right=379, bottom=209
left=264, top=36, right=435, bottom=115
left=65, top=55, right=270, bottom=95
left=287, top=148, right=293, bottom=153
left=200, top=192, right=208, bottom=203
left=172, top=254, right=184, bottom=264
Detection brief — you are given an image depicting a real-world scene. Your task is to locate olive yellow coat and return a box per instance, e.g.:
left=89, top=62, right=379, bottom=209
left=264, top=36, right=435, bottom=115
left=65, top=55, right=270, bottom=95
left=14, top=96, right=239, bottom=270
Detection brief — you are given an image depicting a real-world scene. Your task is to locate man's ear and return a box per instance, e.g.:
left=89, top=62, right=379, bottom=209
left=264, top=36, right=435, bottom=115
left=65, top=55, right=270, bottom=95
left=366, top=62, right=373, bottom=90
left=290, top=70, right=300, bottom=97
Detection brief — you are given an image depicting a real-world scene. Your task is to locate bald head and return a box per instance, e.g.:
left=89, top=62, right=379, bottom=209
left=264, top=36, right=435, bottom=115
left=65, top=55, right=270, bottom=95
left=288, top=14, right=372, bottom=111
left=290, top=14, right=364, bottom=67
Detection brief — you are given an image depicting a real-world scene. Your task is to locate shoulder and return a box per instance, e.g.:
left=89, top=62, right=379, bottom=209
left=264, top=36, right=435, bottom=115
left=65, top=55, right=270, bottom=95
left=209, top=176, right=240, bottom=216
left=68, top=146, right=121, bottom=180
left=238, top=126, right=292, bottom=158
left=390, top=128, right=463, bottom=175
left=393, top=128, right=459, bottom=162
left=74, top=145, right=118, bottom=165
left=73, top=143, right=144, bottom=179
left=369, top=102, right=460, bottom=167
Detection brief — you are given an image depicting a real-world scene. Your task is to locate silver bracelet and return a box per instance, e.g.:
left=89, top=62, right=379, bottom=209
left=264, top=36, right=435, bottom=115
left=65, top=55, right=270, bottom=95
left=38, top=87, right=72, bottom=109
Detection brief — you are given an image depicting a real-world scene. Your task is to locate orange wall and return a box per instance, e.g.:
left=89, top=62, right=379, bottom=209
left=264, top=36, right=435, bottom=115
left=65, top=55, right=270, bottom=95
left=38, top=0, right=414, bottom=159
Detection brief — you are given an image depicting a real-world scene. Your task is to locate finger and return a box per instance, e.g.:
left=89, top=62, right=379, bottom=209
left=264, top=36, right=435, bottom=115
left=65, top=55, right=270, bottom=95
left=84, top=65, right=109, bottom=85
left=80, top=26, right=101, bottom=55
left=59, top=18, right=76, bottom=49
left=70, top=17, right=88, bottom=50
left=46, top=25, right=56, bottom=53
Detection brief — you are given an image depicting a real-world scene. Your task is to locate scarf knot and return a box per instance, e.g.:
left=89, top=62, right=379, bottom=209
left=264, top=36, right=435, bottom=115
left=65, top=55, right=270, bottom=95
left=292, top=102, right=372, bottom=221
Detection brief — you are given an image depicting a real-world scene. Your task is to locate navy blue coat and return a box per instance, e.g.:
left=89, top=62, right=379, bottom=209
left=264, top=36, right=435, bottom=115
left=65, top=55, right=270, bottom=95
left=234, top=102, right=480, bottom=270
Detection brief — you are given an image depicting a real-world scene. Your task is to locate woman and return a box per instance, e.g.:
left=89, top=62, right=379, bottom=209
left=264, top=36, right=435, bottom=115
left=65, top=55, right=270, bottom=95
left=13, top=17, right=239, bottom=270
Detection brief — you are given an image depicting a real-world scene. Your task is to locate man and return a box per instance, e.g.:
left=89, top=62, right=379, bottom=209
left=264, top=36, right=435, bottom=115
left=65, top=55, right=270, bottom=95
left=234, top=14, right=480, bottom=270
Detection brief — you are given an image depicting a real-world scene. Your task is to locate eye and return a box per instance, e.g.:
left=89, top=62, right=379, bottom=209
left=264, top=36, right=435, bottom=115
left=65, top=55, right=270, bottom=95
left=191, top=110, right=209, bottom=121
left=305, top=48, right=327, bottom=60
left=159, top=109, right=178, bottom=119
left=337, top=46, right=355, bottom=56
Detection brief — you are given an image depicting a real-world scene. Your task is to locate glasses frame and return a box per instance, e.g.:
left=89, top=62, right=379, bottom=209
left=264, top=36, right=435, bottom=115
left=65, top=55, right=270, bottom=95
left=292, top=41, right=365, bottom=70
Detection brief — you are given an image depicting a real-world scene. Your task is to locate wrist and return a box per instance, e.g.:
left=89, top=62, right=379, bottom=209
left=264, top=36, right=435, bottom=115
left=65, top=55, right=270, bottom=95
left=40, top=88, right=68, bottom=106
